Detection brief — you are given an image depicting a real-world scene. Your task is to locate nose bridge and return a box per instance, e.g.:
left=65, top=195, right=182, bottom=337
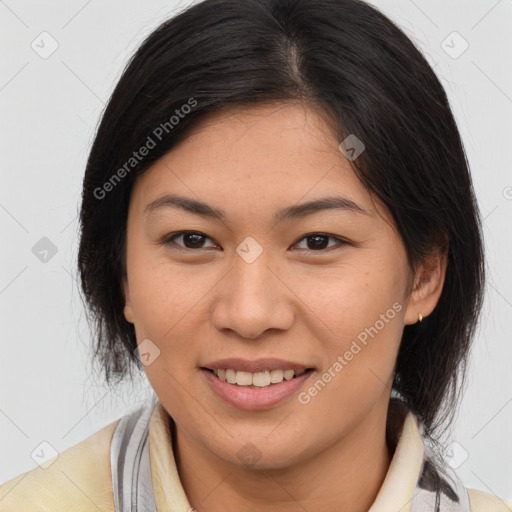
left=234, top=247, right=274, bottom=301
left=210, top=243, right=293, bottom=339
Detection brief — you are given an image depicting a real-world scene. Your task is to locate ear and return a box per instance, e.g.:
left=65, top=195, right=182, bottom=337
left=123, top=277, right=134, bottom=324
left=404, top=238, right=449, bottom=325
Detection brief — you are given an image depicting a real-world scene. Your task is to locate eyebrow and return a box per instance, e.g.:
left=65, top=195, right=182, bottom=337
left=144, top=193, right=372, bottom=222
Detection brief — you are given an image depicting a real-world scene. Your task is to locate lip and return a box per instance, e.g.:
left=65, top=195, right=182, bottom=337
left=200, top=367, right=315, bottom=411
left=201, top=357, right=314, bottom=373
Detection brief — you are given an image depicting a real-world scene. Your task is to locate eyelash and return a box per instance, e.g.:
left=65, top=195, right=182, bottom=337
left=160, top=231, right=348, bottom=253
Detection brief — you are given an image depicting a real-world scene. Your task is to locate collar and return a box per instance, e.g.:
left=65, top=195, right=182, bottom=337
left=110, top=395, right=471, bottom=512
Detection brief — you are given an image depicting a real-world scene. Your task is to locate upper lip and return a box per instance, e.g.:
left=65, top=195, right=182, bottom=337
left=201, top=358, right=315, bottom=373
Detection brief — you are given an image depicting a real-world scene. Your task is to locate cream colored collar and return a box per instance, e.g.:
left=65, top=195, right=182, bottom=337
left=147, top=398, right=471, bottom=511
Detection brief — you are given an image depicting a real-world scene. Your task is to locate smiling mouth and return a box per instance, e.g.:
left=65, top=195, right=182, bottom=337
left=201, top=367, right=315, bottom=388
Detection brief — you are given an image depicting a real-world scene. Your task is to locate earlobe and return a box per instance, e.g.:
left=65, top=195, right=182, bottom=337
left=123, top=279, right=134, bottom=324
left=404, top=249, right=448, bottom=325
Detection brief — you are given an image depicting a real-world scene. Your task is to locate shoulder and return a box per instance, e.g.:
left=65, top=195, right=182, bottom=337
left=0, top=418, right=120, bottom=512
left=468, top=488, right=512, bottom=511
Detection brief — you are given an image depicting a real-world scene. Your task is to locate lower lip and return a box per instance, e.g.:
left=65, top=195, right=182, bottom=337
left=200, top=368, right=314, bottom=411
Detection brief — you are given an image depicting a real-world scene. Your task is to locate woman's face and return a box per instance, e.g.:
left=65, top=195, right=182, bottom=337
left=123, top=102, right=422, bottom=469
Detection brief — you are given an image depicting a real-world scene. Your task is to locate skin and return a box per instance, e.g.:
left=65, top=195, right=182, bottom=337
left=123, top=101, right=447, bottom=512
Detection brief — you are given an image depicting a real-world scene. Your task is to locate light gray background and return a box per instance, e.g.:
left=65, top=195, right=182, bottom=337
left=1, top=0, right=511, bottom=502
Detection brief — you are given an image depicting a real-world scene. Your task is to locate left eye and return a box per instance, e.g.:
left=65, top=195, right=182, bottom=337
left=292, top=233, right=346, bottom=251
left=161, top=231, right=346, bottom=252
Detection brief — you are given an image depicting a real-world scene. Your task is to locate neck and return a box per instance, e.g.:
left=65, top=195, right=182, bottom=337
left=173, top=399, right=395, bottom=512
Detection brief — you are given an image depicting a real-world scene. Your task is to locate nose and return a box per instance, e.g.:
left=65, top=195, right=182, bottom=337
left=209, top=252, right=294, bottom=340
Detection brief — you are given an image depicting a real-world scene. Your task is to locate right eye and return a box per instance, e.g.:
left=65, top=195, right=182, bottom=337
left=161, top=231, right=219, bottom=251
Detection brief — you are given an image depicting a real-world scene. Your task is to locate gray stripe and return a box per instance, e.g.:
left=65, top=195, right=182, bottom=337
left=111, top=395, right=159, bottom=512
left=411, top=443, right=472, bottom=511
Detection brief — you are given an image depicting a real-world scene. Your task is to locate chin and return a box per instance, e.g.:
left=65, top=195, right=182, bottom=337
left=207, top=435, right=310, bottom=471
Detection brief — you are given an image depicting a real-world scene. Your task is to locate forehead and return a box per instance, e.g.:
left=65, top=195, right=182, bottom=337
left=129, top=102, right=385, bottom=224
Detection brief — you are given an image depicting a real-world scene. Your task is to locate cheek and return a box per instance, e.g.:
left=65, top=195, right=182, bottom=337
left=289, top=253, right=405, bottom=402
left=127, top=247, right=217, bottom=358
left=127, top=254, right=211, bottom=412
left=288, top=250, right=406, bottom=342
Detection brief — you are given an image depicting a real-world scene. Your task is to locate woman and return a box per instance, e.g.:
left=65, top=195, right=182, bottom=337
left=0, top=0, right=510, bottom=510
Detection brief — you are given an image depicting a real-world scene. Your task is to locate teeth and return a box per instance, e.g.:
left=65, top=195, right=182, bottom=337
left=270, top=369, right=284, bottom=384
left=212, top=368, right=307, bottom=387
left=236, top=371, right=253, bottom=386
left=225, top=369, right=237, bottom=384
